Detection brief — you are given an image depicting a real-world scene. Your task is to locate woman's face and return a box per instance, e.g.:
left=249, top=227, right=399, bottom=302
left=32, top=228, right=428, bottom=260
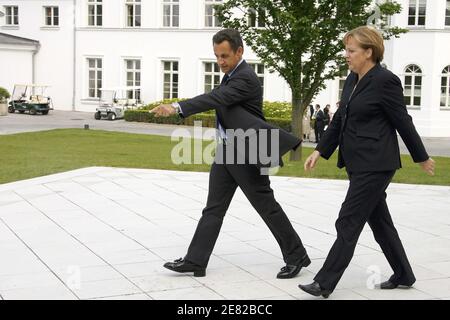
left=345, top=36, right=373, bottom=75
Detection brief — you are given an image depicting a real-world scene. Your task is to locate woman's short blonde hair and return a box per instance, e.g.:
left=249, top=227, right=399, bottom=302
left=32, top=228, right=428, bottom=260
left=343, top=26, right=385, bottom=63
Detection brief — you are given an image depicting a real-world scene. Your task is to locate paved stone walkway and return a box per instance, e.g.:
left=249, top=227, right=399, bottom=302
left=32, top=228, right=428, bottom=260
left=1, top=167, right=449, bottom=300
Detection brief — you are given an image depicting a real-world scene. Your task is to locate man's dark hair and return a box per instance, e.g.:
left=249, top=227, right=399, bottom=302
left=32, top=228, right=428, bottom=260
left=212, top=29, right=244, bottom=52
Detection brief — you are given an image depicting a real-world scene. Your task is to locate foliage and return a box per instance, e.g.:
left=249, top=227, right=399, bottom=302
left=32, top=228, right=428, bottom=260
left=0, top=87, right=10, bottom=102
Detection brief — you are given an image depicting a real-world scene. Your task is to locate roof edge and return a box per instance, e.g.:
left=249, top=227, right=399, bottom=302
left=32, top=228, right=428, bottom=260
left=0, top=32, right=40, bottom=45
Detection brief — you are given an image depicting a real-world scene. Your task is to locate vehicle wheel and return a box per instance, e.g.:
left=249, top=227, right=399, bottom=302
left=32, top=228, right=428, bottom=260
left=108, top=113, right=116, bottom=121
left=19, top=110, right=25, bottom=114
left=94, top=112, right=101, bottom=120
left=8, top=106, right=15, bottom=113
left=42, top=110, right=49, bottom=115
left=29, top=108, right=37, bottom=115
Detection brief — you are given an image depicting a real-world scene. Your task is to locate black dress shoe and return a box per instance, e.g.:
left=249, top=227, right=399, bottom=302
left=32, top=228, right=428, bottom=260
left=163, top=258, right=206, bottom=277
left=277, top=254, right=311, bottom=279
left=298, top=281, right=332, bottom=298
left=379, top=280, right=413, bottom=290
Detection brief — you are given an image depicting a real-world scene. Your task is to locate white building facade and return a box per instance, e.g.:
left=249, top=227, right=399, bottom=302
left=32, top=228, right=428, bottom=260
left=0, top=0, right=449, bottom=137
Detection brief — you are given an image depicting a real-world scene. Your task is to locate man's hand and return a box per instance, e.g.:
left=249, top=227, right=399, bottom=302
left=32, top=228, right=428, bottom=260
left=149, top=104, right=176, bottom=117
left=304, top=150, right=321, bottom=172
left=419, top=158, right=435, bottom=176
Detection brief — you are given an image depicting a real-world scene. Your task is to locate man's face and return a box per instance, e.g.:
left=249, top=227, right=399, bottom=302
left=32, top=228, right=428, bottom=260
left=213, top=41, right=243, bottom=75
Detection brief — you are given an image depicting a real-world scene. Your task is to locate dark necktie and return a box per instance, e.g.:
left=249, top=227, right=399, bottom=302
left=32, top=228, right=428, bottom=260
left=216, top=74, right=229, bottom=131
left=221, top=74, right=229, bottom=85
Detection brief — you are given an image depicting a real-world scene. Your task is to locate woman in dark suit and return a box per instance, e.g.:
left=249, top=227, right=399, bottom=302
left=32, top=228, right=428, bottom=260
left=299, top=26, right=435, bottom=298
left=323, top=104, right=331, bottom=127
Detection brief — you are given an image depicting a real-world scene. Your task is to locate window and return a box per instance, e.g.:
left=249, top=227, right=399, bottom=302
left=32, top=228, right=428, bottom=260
left=87, top=58, right=102, bottom=98
left=248, top=8, right=266, bottom=28
left=441, top=66, right=450, bottom=108
left=44, top=6, right=59, bottom=26
left=88, top=0, right=102, bottom=26
left=249, top=63, right=265, bottom=90
left=125, top=59, right=141, bottom=100
left=126, top=0, right=141, bottom=27
left=446, top=1, right=450, bottom=26
left=205, top=0, right=222, bottom=28
left=408, top=0, right=426, bottom=26
left=163, top=0, right=179, bottom=27
left=4, top=6, right=19, bottom=25
left=163, top=61, right=179, bottom=99
left=404, top=65, right=422, bottom=108
left=204, top=62, right=221, bottom=93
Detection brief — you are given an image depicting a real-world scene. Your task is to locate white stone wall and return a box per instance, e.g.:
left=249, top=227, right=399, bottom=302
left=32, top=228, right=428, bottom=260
left=0, top=46, right=33, bottom=91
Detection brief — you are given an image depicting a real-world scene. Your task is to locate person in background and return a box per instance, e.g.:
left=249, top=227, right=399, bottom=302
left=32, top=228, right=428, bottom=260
left=329, top=101, right=340, bottom=122
left=309, top=104, right=315, bottom=120
left=323, top=104, right=331, bottom=128
left=312, top=104, right=325, bottom=143
left=303, top=107, right=312, bottom=141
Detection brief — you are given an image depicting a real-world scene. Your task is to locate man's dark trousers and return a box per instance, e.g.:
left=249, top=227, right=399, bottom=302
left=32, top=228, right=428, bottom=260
left=185, top=152, right=307, bottom=268
left=314, top=122, right=324, bottom=143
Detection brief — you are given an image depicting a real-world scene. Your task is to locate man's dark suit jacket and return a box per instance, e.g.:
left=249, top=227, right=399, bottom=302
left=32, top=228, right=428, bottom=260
left=316, top=63, right=428, bottom=172
left=179, top=60, right=301, bottom=167
left=314, top=110, right=326, bottom=129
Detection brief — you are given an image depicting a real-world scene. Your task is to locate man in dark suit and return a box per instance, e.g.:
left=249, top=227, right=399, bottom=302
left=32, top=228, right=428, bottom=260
left=299, top=26, right=435, bottom=298
left=309, top=105, right=314, bottom=120
left=313, top=104, right=325, bottom=143
left=151, top=29, right=310, bottom=279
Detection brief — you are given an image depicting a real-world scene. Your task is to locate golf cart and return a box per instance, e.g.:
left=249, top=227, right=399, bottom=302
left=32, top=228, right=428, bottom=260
left=95, top=86, right=142, bottom=121
left=8, top=84, right=53, bottom=115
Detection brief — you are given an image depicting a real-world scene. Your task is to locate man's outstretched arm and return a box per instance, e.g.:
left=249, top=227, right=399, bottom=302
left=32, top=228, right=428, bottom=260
left=151, top=74, right=255, bottom=118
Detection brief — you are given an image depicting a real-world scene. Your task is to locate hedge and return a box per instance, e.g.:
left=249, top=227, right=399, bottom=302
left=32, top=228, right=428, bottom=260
left=135, top=99, right=291, bottom=118
left=124, top=109, right=292, bottom=132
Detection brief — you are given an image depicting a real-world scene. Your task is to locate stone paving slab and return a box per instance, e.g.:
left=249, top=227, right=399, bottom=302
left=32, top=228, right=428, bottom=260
left=0, top=167, right=449, bottom=300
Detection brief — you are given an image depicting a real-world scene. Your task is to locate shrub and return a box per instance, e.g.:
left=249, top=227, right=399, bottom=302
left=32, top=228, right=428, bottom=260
left=125, top=99, right=293, bottom=132
left=124, top=109, right=292, bottom=132
left=262, top=101, right=292, bottom=119
left=140, top=99, right=291, bottom=118
left=0, top=87, right=10, bottom=103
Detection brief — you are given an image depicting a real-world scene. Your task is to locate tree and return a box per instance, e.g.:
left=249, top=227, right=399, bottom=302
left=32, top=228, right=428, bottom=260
left=216, top=0, right=407, bottom=160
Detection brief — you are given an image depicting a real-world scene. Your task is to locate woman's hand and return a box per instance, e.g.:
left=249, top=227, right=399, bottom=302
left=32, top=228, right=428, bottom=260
left=304, top=150, right=321, bottom=172
left=419, top=158, right=435, bottom=176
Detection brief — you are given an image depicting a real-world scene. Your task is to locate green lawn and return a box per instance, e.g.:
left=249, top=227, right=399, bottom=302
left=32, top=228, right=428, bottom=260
left=0, top=129, right=448, bottom=186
